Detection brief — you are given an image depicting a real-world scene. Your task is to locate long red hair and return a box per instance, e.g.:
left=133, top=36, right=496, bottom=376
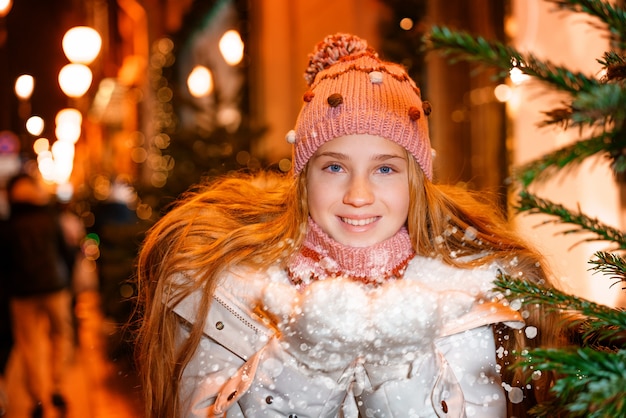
left=136, top=157, right=562, bottom=417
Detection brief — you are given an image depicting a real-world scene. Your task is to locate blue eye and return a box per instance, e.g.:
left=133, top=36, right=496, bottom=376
left=378, top=166, right=393, bottom=174
left=327, top=164, right=342, bottom=173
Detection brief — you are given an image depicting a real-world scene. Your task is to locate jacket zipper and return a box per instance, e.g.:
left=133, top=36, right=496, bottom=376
left=213, top=294, right=266, bottom=335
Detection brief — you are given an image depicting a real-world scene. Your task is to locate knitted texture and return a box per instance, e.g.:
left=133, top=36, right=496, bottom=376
left=290, top=33, right=433, bottom=179
left=288, top=219, right=415, bottom=287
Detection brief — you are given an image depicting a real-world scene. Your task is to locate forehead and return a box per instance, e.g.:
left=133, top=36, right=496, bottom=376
left=314, top=134, right=406, bottom=156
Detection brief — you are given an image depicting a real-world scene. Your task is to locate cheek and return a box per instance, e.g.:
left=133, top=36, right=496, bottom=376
left=306, top=177, right=325, bottom=214
left=307, top=170, right=336, bottom=196
left=384, top=183, right=410, bottom=216
left=308, top=184, right=329, bottom=206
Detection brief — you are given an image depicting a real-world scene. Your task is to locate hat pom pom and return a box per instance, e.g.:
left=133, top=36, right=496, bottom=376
left=304, top=33, right=372, bottom=86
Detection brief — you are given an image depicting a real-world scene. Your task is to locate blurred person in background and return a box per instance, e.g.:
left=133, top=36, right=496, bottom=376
left=5, top=172, right=79, bottom=418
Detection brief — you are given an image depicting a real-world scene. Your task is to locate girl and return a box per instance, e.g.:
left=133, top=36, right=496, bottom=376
left=136, top=33, right=561, bottom=417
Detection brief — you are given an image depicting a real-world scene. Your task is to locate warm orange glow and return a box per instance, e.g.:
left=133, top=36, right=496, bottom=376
left=399, top=18, right=414, bottom=31
left=494, top=84, right=513, bottom=102
left=33, top=137, right=50, bottom=155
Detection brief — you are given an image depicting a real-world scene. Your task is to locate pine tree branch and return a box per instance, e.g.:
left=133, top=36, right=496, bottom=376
left=495, top=274, right=626, bottom=347
left=597, top=51, right=626, bottom=82
left=516, top=190, right=626, bottom=248
left=494, top=274, right=626, bottom=331
left=424, top=26, right=602, bottom=94
left=424, top=24, right=626, bottom=136
left=598, top=51, right=626, bottom=67
left=518, top=85, right=626, bottom=184
left=571, top=83, right=626, bottom=126
left=589, top=251, right=626, bottom=290
left=548, top=0, right=626, bottom=48
left=423, top=26, right=520, bottom=77
left=522, top=348, right=626, bottom=418
left=426, top=2, right=626, bottom=416
left=536, top=81, right=626, bottom=149
left=514, top=133, right=615, bottom=186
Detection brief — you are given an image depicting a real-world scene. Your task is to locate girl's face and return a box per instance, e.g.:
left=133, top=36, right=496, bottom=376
left=306, top=134, right=410, bottom=247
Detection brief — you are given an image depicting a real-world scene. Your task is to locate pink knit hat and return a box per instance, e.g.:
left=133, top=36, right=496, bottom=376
left=287, top=33, right=433, bottom=179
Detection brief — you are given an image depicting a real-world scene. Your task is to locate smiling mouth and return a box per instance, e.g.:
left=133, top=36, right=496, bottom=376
left=340, top=216, right=378, bottom=226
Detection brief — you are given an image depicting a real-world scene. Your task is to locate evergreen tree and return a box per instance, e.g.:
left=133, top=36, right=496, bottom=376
left=424, top=0, right=626, bottom=416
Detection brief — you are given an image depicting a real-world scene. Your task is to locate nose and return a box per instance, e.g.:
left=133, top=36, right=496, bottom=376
left=343, top=175, right=375, bottom=207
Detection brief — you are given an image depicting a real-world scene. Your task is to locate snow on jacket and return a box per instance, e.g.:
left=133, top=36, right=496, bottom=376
left=172, top=255, right=523, bottom=417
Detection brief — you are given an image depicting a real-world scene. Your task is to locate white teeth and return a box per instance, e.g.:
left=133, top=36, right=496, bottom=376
left=341, top=217, right=377, bottom=226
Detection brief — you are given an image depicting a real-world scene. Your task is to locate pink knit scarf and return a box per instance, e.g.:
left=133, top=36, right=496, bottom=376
left=288, top=219, right=415, bottom=287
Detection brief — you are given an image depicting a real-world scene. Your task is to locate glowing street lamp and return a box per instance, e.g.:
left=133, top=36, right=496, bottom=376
left=62, top=26, right=102, bottom=64
left=59, top=26, right=101, bottom=98
left=15, top=74, right=34, bottom=121
left=55, top=108, right=82, bottom=127
left=58, top=63, right=93, bottom=98
left=55, top=108, right=82, bottom=144
left=55, top=121, right=81, bottom=144
left=14, top=74, right=34, bottom=99
left=0, top=0, right=12, bottom=18
left=51, top=140, right=75, bottom=184
left=51, top=26, right=101, bottom=194
left=26, top=116, right=44, bottom=136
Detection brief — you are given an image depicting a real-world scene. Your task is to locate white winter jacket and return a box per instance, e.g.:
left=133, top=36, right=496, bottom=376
left=172, top=255, right=523, bottom=417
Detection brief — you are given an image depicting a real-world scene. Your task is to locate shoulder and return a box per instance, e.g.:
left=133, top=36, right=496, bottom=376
left=172, top=265, right=291, bottom=323
left=173, top=266, right=287, bottom=359
left=219, top=265, right=291, bottom=307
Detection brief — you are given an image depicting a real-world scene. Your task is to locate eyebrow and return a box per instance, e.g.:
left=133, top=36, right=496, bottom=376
left=313, top=151, right=406, bottom=161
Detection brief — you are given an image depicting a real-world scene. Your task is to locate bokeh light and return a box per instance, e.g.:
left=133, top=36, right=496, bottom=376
left=219, top=30, right=244, bottom=66
left=58, top=64, right=93, bottom=97
left=26, top=116, right=44, bottom=136
left=187, top=65, right=213, bottom=98
left=14, top=74, right=34, bottom=99
left=62, top=26, right=102, bottom=64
